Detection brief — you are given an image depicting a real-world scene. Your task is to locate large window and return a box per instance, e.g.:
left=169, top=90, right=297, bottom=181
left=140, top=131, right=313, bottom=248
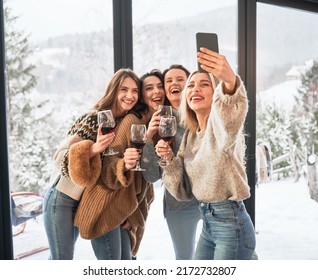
left=3, top=0, right=318, bottom=261
left=255, top=3, right=318, bottom=259
left=132, top=0, right=237, bottom=76
left=6, top=0, right=113, bottom=259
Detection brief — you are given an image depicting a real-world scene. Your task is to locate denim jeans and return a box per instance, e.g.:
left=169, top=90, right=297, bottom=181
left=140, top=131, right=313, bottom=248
left=195, top=200, right=256, bottom=260
left=91, top=227, right=132, bottom=260
left=43, top=187, right=80, bottom=260
left=165, top=202, right=201, bottom=260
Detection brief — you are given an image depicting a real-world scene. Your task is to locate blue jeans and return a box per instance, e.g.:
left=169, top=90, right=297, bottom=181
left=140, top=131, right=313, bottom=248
left=43, top=187, right=80, bottom=260
left=165, top=202, right=201, bottom=260
left=195, top=200, right=256, bottom=260
left=91, top=227, right=132, bottom=260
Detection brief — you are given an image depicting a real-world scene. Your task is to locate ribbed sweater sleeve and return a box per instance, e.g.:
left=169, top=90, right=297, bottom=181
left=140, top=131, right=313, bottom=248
left=212, top=78, right=248, bottom=152
left=102, top=113, right=148, bottom=190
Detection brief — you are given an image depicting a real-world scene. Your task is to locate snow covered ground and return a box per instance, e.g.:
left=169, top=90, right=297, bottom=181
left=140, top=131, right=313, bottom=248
left=12, top=177, right=318, bottom=260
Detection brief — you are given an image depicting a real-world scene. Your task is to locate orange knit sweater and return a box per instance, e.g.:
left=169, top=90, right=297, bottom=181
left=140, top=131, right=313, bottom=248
left=69, top=113, right=154, bottom=256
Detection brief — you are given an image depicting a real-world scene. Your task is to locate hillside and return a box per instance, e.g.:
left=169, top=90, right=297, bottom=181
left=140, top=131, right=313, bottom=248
left=31, top=5, right=318, bottom=96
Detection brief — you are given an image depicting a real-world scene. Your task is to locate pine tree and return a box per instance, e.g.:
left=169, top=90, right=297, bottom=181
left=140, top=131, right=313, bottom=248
left=290, top=60, right=318, bottom=202
left=4, top=2, right=51, bottom=192
left=292, top=60, right=318, bottom=154
left=257, top=102, right=290, bottom=159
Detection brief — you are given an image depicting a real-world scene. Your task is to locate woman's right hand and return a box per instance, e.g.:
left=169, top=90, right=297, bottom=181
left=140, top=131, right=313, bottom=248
left=146, top=109, right=161, bottom=141
left=123, top=148, right=140, bottom=171
left=90, top=124, right=115, bottom=157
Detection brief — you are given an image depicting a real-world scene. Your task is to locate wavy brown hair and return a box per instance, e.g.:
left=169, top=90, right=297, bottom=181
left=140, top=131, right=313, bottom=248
left=93, top=68, right=141, bottom=113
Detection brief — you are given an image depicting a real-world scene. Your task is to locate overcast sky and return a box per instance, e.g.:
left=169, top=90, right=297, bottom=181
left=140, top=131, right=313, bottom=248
left=8, top=0, right=235, bottom=43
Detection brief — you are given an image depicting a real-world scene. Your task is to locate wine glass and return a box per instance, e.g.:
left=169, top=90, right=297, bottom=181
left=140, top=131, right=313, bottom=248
left=158, top=116, right=177, bottom=167
left=158, top=105, right=173, bottom=117
left=130, top=124, right=147, bottom=171
left=97, top=110, right=118, bottom=156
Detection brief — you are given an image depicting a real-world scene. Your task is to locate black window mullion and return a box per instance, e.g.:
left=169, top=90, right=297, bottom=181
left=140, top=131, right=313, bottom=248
left=238, top=0, right=257, bottom=226
left=0, top=0, right=14, bottom=260
left=112, top=0, right=133, bottom=71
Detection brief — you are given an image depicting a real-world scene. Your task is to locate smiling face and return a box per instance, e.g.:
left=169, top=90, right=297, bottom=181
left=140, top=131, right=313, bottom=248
left=186, top=72, right=213, bottom=115
left=142, top=75, right=165, bottom=111
left=164, top=68, right=188, bottom=109
left=112, top=76, right=139, bottom=116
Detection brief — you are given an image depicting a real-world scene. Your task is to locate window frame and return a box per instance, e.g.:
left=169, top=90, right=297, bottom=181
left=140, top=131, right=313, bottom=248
left=1, top=0, right=317, bottom=260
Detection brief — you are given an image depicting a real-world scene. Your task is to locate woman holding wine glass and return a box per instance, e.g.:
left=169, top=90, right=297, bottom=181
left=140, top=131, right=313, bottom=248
left=97, top=110, right=118, bottom=155
left=130, top=124, right=147, bottom=171
left=66, top=69, right=166, bottom=260
left=157, top=116, right=177, bottom=167
left=43, top=68, right=145, bottom=260
left=141, top=64, right=201, bottom=260
left=123, top=69, right=166, bottom=173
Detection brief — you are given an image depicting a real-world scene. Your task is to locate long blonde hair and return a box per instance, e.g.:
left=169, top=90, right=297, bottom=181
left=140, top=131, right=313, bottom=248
left=179, top=71, right=219, bottom=132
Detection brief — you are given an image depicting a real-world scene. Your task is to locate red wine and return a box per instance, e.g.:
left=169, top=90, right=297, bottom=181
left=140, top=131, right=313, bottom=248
left=101, top=127, right=114, bottom=135
left=131, top=141, right=146, bottom=150
left=161, top=136, right=173, bottom=142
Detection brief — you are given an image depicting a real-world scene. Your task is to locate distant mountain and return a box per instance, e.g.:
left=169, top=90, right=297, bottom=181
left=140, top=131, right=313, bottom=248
left=32, top=5, right=318, bottom=96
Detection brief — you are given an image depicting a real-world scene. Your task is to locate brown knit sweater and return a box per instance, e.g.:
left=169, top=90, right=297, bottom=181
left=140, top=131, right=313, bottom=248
left=69, top=112, right=154, bottom=256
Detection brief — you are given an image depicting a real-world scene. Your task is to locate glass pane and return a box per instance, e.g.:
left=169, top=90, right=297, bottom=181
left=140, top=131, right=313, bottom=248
left=132, top=0, right=237, bottom=76
left=132, top=0, right=237, bottom=259
left=256, top=3, right=318, bottom=259
left=6, top=0, right=113, bottom=259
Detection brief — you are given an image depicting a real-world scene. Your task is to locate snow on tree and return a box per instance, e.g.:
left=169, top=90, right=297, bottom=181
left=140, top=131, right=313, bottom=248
left=292, top=60, right=318, bottom=153
left=257, top=102, right=291, bottom=178
left=4, top=2, right=56, bottom=193
left=291, top=60, right=318, bottom=202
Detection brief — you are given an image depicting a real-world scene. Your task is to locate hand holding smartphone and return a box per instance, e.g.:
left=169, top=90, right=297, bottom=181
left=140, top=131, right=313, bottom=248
left=196, top=32, right=219, bottom=73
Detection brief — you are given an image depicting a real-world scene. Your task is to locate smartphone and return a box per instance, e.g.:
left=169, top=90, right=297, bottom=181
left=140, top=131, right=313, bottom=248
left=196, top=32, right=219, bottom=73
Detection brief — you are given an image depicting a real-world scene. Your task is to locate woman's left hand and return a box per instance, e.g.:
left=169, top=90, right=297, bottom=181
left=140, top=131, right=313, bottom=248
left=197, top=47, right=237, bottom=93
left=155, top=140, right=173, bottom=161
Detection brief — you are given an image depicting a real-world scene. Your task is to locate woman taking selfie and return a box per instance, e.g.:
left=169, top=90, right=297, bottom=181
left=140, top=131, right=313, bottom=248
left=155, top=48, right=256, bottom=260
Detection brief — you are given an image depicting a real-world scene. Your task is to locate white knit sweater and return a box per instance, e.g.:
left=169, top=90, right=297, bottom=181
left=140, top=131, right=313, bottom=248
left=162, top=77, right=250, bottom=203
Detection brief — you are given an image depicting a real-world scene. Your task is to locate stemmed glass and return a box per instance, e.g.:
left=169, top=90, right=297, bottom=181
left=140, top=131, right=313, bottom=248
left=158, top=105, right=173, bottom=117
left=130, top=124, right=147, bottom=171
left=158, top=116, right=177, bottom=167
left=97, top=110, right=118, bottom=156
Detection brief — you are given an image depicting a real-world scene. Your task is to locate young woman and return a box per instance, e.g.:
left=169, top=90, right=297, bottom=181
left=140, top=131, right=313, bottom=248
left=67, top=69, right=165, bottom=259
left=43, top=68, right=141, bottom=260
left=141, top=65, right=201, bottom=260
left=155, top=48, right=256, bottom=259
